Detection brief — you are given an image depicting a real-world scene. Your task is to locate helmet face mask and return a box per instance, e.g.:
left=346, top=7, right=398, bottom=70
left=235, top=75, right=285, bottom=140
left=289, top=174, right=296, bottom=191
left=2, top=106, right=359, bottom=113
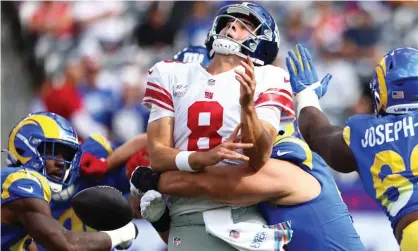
left=7, top=112, right=81, bottom=193
left=205, top=2, right=280, bottom=66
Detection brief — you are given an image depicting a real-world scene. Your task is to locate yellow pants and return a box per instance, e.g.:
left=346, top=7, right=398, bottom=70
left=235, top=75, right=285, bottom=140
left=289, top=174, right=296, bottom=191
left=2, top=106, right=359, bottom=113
left=401, top=220, right=418, bottom=251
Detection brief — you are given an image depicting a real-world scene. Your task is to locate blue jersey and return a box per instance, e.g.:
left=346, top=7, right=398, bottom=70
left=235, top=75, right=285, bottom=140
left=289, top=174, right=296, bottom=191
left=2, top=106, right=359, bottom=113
left=343, top=111, right=418, bottom=230
left=1, top=168, right=51, bottom=251
left=258, top=137, right=365, bottom=251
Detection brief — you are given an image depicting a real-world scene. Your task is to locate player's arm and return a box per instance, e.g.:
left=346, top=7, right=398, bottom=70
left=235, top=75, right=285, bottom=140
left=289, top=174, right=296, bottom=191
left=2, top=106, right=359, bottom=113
left=236, top=57, right=279, bottom=170
left=286, top=44, right=357, bottom=173
left=12, top=198, right=135, bottom=251
left=158, top=161, right=290, bottom=205
left=132, top=159, right=295, bottom=206
left=146, top=115, right=181, bottom=173
left=298, top=107, right=357, bottom=173
left=107, top=133, right=147, bottom=170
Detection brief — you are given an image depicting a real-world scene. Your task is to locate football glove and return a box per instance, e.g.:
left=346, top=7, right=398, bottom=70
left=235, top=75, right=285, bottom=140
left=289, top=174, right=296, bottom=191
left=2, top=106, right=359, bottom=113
left=80, top=153, right=109, bottom=177
left=140, top=190, right=170, bottom=232
left=126, top=148, right=150, bottom=179
left=130, top=166, right=160, bottom=196
left=286, top=44, right=332, bottom=99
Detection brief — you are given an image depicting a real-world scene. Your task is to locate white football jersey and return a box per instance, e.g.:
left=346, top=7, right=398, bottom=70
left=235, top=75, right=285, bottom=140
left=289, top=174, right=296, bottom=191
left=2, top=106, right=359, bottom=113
left=143, top=60, right=295, bottom=216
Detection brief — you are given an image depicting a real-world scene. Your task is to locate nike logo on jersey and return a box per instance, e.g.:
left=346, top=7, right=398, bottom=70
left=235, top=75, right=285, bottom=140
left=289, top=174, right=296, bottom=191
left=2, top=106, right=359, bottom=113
left=284, top=77, right=290, bottom=83
left=148, top=69, right=153, bottom=75
left=276, top=150, right=293, bottom=156
left=18, top=186, right=34, bottom=193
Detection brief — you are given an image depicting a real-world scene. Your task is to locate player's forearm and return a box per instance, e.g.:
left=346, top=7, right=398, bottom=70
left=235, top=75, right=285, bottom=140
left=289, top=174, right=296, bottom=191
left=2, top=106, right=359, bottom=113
left=158, top=170, right=207, bottom=196
left=240, top=106, right=273, bottom=170
left=107, top=134, right=147, bottom=170
left=299, top=107, right=356, bottom=173
left=299, top=107, right=340, bottom=153
left=26, top=213, right=111, bottom=251
left=148, top=143, right=184, bottom=172
left=64, top=232, right=112, bottom=251
left=159, top=164, right=275, bottom=206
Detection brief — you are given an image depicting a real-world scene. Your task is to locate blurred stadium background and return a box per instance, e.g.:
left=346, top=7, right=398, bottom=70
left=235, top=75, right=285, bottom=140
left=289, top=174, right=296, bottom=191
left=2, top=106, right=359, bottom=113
left=1, top=1, right=418, bottom=250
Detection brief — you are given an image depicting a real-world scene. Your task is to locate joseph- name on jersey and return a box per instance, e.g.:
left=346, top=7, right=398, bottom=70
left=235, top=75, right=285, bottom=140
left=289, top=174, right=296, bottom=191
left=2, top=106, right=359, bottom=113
left=143, top=60, right=295, bottom=216
left=343, top=111, right=418, bottom=230
left=1, top=168, right=51, bottom=251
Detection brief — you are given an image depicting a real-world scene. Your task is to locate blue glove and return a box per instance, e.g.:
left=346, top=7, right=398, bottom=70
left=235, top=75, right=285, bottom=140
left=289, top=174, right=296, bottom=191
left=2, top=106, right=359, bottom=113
left=285, top=44, right=332, bottom=99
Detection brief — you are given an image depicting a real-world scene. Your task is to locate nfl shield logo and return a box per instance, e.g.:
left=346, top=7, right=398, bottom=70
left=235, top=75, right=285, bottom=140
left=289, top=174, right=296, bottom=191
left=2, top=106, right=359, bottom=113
left=173, top=237, right=181, bottom=247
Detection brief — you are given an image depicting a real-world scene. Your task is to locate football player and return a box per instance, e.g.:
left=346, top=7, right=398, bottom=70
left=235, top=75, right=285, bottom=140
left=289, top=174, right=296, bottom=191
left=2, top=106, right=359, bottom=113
left=131, top=121, right=366, bottom=251
left=287, top=45, right=418, bottom=250
left=1, top=112, right=137, bottom=251
left=142, top=3, right=293, bottom=250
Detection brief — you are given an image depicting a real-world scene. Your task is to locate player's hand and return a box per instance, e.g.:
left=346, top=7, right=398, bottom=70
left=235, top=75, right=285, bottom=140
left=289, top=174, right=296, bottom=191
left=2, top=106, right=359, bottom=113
left=140, top=190, right=171, bottom=232
left=193, top=124, right=253, bottom=169
left=80, top=153, right=109, bottom=177
left=130, top=166, right=160, bottom=195
left=286, top=44, right=332, bottom=99
left=236, top=56, right=256, bottom=108
left=140, top=190, right=166, bottom=222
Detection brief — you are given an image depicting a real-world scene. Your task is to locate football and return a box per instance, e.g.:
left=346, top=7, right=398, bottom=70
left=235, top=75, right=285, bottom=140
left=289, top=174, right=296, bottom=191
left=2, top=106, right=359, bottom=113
left=71, top=186, right=133, bottom=231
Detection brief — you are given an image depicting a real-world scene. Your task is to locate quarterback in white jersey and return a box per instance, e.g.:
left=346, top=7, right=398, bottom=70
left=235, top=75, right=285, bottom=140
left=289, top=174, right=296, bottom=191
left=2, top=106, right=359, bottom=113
left=142, top=2, right=295, bottom=251
left=144, top=60, right=293, bottom=155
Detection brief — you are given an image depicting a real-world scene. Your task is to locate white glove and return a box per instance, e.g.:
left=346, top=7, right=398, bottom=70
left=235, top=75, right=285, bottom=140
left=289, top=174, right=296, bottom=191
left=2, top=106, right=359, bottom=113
left=102, top=222, right=138, bottom=248
left=140, top=190, right=167, bottom=222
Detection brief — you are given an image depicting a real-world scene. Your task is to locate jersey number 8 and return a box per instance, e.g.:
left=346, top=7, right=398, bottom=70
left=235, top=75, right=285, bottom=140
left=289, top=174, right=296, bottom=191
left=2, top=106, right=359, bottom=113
left=187, top=101, right=224, bottom=151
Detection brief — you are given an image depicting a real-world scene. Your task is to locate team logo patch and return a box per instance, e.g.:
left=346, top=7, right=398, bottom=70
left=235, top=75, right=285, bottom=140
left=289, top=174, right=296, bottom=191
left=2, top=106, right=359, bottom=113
left=205, top=91, right=213, bottom=99
left=229, top=230, right=240, bottom=239
left=173, top=237, right=181, bottom=247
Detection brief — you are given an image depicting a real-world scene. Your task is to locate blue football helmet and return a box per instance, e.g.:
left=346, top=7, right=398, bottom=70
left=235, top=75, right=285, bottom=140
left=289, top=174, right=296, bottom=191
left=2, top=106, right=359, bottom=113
left=370, top=47, right=418, bottom=116
left=205, top=2, right=280, bottom=66
left=173, top=45, right=211, bottom=66
left=7, top=112, right=81, bottom=193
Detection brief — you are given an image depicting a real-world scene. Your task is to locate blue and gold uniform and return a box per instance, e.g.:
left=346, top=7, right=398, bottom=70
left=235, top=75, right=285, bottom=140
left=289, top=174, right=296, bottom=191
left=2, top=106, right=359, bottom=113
left=259, top=130, right=365, bottom=250
left=342, top=47, right=418, bottom=250
left=343, top=111, right=418, bottom=237
left=35, top=133, right=131, bottom=251
left=1, top=168, right=51, bottom=251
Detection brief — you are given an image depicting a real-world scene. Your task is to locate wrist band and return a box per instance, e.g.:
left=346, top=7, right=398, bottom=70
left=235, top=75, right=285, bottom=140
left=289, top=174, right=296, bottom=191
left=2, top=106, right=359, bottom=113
left=175, top=151, right=196, bottom=172
left=296, top=87, right=322, bottom=118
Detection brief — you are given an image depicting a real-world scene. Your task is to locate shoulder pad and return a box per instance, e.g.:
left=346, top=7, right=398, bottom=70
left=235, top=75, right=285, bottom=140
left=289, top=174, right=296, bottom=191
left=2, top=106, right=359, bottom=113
left=272, top=137, right=313, bottom=169
left=2, top=169, right=51, bottom=203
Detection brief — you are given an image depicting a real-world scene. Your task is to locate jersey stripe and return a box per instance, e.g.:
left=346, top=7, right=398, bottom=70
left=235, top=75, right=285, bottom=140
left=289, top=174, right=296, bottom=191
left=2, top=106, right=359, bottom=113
left=144, top=88, right=174, bottom=108
left=146, top=82, right=173, bottom=102
left=255, top=89, right=295, bottom=118
left=142, top=97, right=175, bottom=112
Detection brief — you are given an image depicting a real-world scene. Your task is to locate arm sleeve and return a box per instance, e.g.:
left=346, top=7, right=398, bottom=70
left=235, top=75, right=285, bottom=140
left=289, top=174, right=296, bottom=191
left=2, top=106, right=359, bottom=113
left=142, top=62, right=175, bottom=122
left=256, top=106, right=282, bottom=132
left=255, top=67, right=295, bottom=125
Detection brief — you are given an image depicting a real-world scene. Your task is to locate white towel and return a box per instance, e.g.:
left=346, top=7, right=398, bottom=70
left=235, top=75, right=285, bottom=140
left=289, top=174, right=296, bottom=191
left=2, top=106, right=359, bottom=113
left=203, top=207, right=293, bottom=251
